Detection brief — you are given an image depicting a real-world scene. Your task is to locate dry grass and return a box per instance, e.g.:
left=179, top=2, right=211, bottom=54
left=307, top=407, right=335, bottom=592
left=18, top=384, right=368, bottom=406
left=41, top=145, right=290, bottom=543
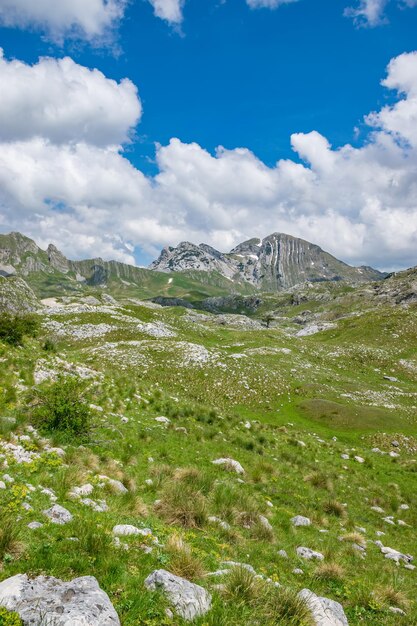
left=166, top=534, right=205, bottom=580
left=323, top=499, right=346, bottom=518
left=341, top=532, right=366, bottom=547
left=315, top=562, right=345, bottom=581
left=373, top=585, right=410, bottom=611
left=304, top=471, right=333, bottom=492
left=155, top=481, right=208, bottom=528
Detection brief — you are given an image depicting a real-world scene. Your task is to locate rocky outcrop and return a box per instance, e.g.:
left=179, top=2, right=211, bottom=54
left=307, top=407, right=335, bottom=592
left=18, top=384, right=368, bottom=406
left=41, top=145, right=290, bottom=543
left=0, top=276, right=39, bottom=313
left=144, top=570, right=212, bottom=621
left=0, top=574, right=120, bottom=625
left=299, top=589, right=349, bottom=625
left=150, top=233, right=384, bottom=291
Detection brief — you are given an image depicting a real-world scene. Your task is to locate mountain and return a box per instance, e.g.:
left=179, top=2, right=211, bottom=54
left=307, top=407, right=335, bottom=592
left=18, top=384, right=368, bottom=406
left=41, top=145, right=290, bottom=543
left=150, top=232, right=385, bottom=290
left=0, top=232, right=253, bottom=302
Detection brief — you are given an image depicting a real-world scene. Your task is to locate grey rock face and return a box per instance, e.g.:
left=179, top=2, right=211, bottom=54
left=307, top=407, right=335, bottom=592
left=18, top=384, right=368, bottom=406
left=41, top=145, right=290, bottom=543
left=299, top=589, right=349, bottom=625
left=144, top=569, right=212, bottom=621
left=0, top=574, right=120, bottom=625
left=150, top=233, right=383, bottom=291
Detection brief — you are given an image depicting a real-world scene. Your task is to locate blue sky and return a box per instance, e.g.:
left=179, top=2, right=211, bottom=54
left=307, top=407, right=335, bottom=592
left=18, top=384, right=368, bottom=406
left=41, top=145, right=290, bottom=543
left=0, top=0, right=416, bottom=269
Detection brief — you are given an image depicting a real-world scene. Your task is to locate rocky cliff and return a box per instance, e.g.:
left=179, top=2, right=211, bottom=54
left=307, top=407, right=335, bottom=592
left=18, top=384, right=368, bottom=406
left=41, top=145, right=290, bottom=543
left=150, top=233, right=384, bottom=290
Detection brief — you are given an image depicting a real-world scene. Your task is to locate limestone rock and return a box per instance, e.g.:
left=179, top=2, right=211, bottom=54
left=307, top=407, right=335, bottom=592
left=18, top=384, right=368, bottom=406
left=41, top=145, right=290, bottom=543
left=144, top=570, right=211, bottom=621
left=291, top=515, right=311, bottom=527
left=299, top=588, right=349, bottom=625
left=212, top=458, right=245, bottom=474
left=43, top=504, right=73, bottom=525
left=0, top=574, right=120, bottom=625
left=297, top=547, right=324, bottom=561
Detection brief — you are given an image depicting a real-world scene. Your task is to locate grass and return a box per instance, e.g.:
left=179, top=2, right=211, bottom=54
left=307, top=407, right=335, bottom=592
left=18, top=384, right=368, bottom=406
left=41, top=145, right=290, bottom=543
left=0, top=278, right=415, bottom=624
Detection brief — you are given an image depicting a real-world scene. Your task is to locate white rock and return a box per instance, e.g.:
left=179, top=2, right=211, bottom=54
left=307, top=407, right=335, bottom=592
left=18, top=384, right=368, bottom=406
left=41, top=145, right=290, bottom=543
left=291, top=515, right=311, bottom=527
left=354, top=456, right=365, bottom=463
left=0, top=481, right=6, bottom=489
left=155, top=416, right=170, bottom=424
left=112, top=525, right=152, bottom=537
left=98, top=475, right=128, bottom=494
left=44, top=504, right=73, bottom=525
left=28, top=522, right=43, bottom=529
left=70, top=484, right=94, bottom=498
left=0, top=574, right=120, bottom=625
left=299, top=588, right=349, bottom=625
left=259, top=515, right=273, bottom=531
left=296, top=547, right=324, bottom=561
left=212, top=458, right=245, bottom=474
left=381, top=546, right=413, bottom=564
left=144, top=570, right=211, bottom=621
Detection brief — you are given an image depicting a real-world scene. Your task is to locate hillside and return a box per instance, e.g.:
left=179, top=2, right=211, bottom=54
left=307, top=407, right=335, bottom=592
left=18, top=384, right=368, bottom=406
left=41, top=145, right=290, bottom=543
left=0, top=232, right=253, bottom=303
left=0, top=267, right=415, bottom=624
left=150, top=233, right=384, bottom=290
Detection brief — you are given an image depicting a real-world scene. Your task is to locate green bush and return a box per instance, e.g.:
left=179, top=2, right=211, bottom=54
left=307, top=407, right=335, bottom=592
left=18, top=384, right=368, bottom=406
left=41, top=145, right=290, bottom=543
left=31, top=375, right=92, bottom=437
left=0, top=607, right=23, bottom=626
left=0, top=313, right=39, bottom=346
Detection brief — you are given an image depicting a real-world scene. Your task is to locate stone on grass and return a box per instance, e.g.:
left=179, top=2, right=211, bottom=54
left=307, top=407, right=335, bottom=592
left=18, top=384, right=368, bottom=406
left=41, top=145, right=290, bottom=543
left=44, top=504, right=73, bottom=525
left=297, top=547, right=324, bottom=561
left=380, top=546, right=413, bottom=564
left=292, top=515, right=311, bottom=527
left=27, top=521, right=43, bottom=530
left=112, top=525, right=152, bottom=537
left=299, top=588, right=349, bottom=626
left=212, top=458, right=245, bottom=474
left=144, top=569, right=211, bottom=621
left=0, top=574, right=120, bottom=625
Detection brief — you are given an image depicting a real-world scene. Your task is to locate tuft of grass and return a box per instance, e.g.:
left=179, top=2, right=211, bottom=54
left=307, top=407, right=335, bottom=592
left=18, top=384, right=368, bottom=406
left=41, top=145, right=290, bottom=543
left=315, top=562, right=345, bottom=581
left=304, top=471, right=333, bottom=492
left=166, top=534, right=205, bottom=580
left=372, top=585, right=410, bottom=612
left=156, top=480, right=208, bottom=528
left=323, top=499, right=346, bottom=518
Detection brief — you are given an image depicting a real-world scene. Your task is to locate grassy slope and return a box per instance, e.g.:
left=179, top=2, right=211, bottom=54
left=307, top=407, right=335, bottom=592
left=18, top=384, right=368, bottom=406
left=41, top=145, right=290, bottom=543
left=0, top=288, right=416, bottom=625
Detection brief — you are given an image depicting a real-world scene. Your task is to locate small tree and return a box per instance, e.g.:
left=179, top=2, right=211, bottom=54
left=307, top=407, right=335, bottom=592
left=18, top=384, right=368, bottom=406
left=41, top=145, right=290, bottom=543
left=32, top=375, right=91, bottom=437
left=0, top=313, right=39, bottom=346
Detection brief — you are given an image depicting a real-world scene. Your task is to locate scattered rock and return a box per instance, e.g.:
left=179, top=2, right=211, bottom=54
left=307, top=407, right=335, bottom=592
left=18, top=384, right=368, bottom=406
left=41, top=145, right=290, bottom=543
left=144, top=570, right=211, bottom=621
left=43, top=504, right=73, bottom=525
left=291, top=515, right=311, bottom=527
left=212, top=458, right=245, bottom=474
left=112, top=525, right=152, bottom=537
left=0, top=574, right=120, bottom=625
left=297, top=547, right=324, bottom=561
left=299, top=588, right=349, bottom=625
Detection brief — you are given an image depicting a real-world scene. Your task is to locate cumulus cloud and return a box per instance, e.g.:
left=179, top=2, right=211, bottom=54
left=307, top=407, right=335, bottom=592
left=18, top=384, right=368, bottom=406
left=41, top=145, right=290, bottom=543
left=344, top=0, right=417, bottom=26
left=0, top=0, right=126, bottom=43
left=148, top=0, right=184, bottom=24
left=0, top=51, right=417, bottom=270
left=0, top=51, right=141, bottom=146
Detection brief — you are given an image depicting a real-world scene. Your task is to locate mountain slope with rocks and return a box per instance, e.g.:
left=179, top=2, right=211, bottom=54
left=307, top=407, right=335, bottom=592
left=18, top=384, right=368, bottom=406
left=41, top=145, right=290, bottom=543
left=0, top=267, right=415, bottom=624
left=150, top=233, right=384, bottom=290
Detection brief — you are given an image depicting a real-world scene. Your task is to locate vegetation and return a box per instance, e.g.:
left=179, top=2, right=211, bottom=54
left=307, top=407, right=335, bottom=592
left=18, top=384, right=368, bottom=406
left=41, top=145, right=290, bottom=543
left=0, top=273, right=415, bottom=624
left=0, top=312, right=39, bottom=346
left=30, top=376, right=92, bottom=438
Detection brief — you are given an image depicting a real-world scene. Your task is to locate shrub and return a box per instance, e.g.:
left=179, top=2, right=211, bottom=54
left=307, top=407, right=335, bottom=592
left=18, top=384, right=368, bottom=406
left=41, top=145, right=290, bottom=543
left=0, top=607, right=23, bottom=626
left=0, top=313, right=39, bottom=346
left=31, top=375, right=92, bottom=437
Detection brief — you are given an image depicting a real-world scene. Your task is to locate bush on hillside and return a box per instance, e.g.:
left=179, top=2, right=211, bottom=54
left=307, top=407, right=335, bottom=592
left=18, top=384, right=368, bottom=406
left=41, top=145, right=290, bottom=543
left=31, top=375, right=92, bottom=437
left=0, top=313, right=39, bottom=346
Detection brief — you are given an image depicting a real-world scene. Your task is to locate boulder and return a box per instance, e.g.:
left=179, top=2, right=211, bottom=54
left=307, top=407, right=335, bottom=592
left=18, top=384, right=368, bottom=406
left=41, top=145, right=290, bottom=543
left=212, top=458, right=245, bottom=474
left=144, top=569, right=211, bottom=621
left=291, top=515, right=311, bottom=527
left=0, top=574, right=120, bottom=625
left=43, top=504, right=73, bottom=525
left=299, top=589, right=349, bottom=625
left=297, top=547, right=324, bottom=561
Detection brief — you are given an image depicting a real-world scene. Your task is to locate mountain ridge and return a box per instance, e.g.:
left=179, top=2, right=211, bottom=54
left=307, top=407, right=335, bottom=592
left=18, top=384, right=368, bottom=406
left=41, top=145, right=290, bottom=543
left=150, top=232, right=385, bottom=290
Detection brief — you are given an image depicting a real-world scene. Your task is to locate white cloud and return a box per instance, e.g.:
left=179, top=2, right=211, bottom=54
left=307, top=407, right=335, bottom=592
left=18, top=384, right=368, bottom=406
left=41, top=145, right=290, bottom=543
left=0, top=51, right=141, bottom=146
left=0, top=0, right=126, bottom=43
left=344, top=0, right=417, bottom=26
left=246, top=0, right=299, bottom=8
left=0, top=51, right=417, bottom=270
left=148, top=0, right=184, bottom=24
left=344, top=0, right=388, bottom=26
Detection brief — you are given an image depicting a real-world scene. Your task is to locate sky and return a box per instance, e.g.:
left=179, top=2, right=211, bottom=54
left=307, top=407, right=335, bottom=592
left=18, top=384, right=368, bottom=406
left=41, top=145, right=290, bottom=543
left=0, top=0, right=416, bottom=270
